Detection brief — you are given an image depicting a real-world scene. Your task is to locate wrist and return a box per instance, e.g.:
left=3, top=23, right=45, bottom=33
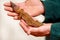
left=45, top=23, right=52, bottom=35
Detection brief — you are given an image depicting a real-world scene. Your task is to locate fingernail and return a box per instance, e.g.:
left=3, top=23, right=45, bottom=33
left=27, top=30, right=31, bottom=35
left=27, top=32, right=30, bottom=35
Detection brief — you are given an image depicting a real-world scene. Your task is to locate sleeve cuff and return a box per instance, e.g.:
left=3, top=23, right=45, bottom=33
left=50, top=23, right=60, bottom=40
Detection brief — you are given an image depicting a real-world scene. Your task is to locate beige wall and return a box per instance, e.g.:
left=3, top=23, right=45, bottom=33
left=0, top=0, right=45, bottom=40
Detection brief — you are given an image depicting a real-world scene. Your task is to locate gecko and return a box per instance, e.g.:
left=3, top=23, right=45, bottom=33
left=10, top=1, right=43, bottom=27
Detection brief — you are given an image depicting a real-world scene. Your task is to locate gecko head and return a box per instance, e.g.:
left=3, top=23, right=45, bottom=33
left=10, top=1, right=20, bottom=13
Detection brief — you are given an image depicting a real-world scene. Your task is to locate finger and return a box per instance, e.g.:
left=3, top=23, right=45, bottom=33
left=13, top=16, right=19, bottom=20
left=4, top=7, right=13, bottom=12
left=4, top=2, right=11, bottom=7
left=4, top=2, right=23, bottom=7
left=20, top=19, right=28, bottom=26
left=20, top=20, right=28, bottom=33
left=4, top=2, right=19, bottom=7
left=26, top=27, right=39, bottom=35
left=28, top=28, right=40, bottom=36
left=30, top=28, right=39, bottom=33
left=7, top=12, right=18, bottom=17
left=29, top=28, right=42, bottom=36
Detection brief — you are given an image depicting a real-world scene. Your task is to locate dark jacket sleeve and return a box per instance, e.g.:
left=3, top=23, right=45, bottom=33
left=50, top=23, right=60, bottom=40
left=41, top=0, right=60, bottom=23
left=41, top=0, right=60, bottom=40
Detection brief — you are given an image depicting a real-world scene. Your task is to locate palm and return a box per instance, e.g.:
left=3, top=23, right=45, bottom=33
left=18, top=0, right=44, bottom=17
left=20, top=19, right=51, bottom=37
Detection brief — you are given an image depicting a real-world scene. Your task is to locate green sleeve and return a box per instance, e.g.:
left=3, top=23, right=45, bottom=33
left=41, top=0, right=60, bottom=40
left=41, top=0, right=60, bottom=23
left=50, top=23, right=60, bottom=40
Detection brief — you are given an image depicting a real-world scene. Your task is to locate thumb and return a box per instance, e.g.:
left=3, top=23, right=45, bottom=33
left=27, top=28, right=39, bottom=35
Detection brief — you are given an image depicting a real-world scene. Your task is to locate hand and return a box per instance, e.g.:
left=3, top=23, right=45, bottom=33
left=20, top=19, right=52, bottom=37
left=4, top=0, right=44, bottom=20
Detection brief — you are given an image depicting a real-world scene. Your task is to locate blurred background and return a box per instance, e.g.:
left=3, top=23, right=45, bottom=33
left=0, top=0, right=45, bottom=40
